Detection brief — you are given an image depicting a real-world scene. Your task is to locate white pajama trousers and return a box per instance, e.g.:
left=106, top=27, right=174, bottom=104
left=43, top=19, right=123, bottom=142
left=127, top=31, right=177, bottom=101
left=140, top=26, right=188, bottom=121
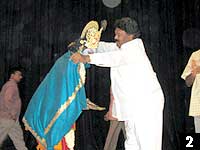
left=194, top=116, right=200, bottom=133
left=124, top=92, right=164, bottom=150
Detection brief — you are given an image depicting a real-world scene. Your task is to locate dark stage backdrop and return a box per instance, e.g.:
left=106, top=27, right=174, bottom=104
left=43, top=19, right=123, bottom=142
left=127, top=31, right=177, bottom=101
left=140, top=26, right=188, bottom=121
left=0, top=0, right=200, bottom=150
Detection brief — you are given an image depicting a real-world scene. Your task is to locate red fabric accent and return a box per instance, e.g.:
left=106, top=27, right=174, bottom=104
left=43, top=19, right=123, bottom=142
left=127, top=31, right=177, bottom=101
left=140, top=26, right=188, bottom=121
left=62, top=137, right=69, bottom=150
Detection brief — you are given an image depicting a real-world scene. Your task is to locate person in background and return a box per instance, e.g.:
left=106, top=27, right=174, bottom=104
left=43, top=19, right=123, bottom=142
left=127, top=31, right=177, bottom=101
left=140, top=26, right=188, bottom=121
left=71, top=17, right=164, bottom=150
left=103, top=89, right=126, bottom=150
left=0, top=67, right=28, bottom=150
left=181, top=49, right=200, bottom=133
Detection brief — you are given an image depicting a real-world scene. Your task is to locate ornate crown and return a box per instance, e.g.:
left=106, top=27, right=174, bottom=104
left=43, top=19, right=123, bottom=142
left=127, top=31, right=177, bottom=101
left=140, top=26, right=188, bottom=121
left=80, top=20, right=105, bottom=49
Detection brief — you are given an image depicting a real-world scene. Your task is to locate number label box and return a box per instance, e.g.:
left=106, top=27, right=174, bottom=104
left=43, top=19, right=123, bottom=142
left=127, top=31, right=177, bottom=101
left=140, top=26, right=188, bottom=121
left=180, top=133, right=200, bottom=149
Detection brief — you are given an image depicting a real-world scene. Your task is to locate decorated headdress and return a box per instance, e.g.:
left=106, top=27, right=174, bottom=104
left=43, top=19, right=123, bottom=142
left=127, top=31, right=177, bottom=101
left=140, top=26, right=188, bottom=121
left=80, top=20, right=107, bottom=49
left=68, top=20, right=107, bottom=53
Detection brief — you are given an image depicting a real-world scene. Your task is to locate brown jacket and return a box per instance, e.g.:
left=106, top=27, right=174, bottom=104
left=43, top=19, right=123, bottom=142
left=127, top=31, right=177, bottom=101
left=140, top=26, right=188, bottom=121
left=0, top=79, right=22, bottom=120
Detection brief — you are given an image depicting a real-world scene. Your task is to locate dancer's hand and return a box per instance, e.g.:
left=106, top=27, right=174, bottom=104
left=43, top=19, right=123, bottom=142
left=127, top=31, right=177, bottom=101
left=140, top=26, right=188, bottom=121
left=104, top=111, right=117, bottom=121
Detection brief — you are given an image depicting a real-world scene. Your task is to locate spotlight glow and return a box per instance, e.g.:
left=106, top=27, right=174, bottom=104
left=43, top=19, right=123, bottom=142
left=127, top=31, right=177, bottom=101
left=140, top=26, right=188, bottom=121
left=102, top=0, right=121, bottom=8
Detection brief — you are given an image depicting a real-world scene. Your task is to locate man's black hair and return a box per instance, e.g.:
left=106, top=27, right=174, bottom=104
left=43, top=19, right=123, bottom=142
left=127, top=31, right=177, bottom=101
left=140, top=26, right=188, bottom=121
left=114, top=17, right=141, bottom=38
left=8, top=66, right=23, bottom=77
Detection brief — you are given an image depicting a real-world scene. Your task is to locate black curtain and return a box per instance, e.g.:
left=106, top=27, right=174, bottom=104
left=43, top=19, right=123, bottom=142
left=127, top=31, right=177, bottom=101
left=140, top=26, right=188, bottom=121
left=0, top=0, right=200, bottom=150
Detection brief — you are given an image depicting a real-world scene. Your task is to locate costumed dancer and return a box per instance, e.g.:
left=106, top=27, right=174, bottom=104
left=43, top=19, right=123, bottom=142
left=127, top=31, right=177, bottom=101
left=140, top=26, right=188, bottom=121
left=23, top=20, right=107, bottom=150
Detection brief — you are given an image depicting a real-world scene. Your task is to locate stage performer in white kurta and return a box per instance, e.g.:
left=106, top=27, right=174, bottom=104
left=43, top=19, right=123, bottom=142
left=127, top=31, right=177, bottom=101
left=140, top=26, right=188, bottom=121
left=71, top=17, right=164, bottom=150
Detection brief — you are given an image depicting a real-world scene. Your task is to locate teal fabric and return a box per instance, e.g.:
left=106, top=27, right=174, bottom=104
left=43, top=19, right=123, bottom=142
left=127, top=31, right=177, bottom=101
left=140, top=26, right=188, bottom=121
left=23, top=51, right=87, bottom=149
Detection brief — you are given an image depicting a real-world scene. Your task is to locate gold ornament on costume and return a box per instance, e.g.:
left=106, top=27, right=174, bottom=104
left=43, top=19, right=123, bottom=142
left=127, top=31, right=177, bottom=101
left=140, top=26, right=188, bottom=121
left=80, top=20, right=107, bottom=49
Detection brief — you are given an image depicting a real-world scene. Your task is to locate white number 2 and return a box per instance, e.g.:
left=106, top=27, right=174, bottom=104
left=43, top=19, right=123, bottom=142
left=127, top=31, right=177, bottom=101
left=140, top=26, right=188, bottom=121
left=186, top=136, right=193, bottom=147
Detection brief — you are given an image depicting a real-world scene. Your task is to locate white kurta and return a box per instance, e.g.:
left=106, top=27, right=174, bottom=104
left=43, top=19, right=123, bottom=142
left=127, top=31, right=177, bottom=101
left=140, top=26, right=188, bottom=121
left=90, top=39, right=164, bottom=121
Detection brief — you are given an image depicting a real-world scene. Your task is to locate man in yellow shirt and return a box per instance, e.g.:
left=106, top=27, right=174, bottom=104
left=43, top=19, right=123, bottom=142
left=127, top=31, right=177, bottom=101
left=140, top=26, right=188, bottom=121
left=181, top=49, right=200, bottom=132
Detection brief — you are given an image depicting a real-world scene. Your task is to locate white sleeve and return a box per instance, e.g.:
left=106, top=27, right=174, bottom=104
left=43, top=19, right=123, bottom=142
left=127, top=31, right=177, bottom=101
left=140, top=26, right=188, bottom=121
left=89, top=47, right=140, bottom=67
left=96, top=41, right=119, bottom=53
left=90, top=40, right=145, bottom=67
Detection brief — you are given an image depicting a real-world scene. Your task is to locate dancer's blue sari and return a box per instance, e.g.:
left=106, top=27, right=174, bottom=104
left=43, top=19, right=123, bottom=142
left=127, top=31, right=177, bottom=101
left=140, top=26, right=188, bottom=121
left=23, top=51, right=87, bottom=150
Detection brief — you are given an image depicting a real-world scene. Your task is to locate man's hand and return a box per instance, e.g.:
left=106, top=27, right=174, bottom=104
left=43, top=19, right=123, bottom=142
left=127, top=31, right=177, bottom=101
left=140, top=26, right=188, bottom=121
left=185, top=60, right=200, bottom=87
left=191, top=60, right=200, bottom=76
left=70, top=53, right=82, bottom=64
left=70, top=52, right=90, bottom=64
